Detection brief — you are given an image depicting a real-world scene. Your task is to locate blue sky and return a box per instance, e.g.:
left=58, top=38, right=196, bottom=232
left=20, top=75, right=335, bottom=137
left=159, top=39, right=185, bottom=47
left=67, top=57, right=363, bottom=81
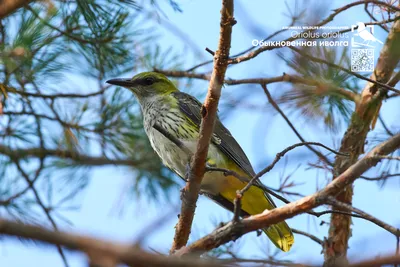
left=1, top=0, right=399, bottom=266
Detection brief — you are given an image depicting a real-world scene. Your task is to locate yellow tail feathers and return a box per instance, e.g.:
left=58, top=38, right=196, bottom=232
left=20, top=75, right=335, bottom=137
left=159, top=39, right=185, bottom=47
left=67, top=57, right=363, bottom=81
left=263, top=221, right=294, bottom=252
left=219, top=176, right=295, bottom=252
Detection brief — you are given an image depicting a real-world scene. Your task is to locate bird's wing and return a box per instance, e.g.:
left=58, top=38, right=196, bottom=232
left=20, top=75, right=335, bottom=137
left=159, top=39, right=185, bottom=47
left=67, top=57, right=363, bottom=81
left=202, top=192, right=251, bottom=216
left=171, top=91, right=278, bottom=209
left=171, top=91, right=256, bottom=177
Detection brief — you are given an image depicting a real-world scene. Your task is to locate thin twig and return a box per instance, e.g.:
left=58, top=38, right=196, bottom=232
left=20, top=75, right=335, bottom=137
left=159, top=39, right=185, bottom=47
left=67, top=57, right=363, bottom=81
left=239, top=141, right=348, bottom=196
left=184, top=15, right=400, bottom=73
left=378, top=115, right=395, bottom=136
left=26, top=6, right=113, bottom=45
left=365, top=2, right=389, bottom=32
left=5, top=85, right=108, bottom=99
left=155, top=70, right=359, bottom=102
left=373, top=155, right=400, bottom=160
left=325, top=196, right=400, bottom=237
left=205, top=47, right=215, bottom=56
left=349, top=254, right=400, bottom=267
left=228, top=0, right=400, bottom=65
left=262, top=84, right=333, bottom=165
left=290, top=47, right=400, bottom=95
left=185, top=19, right=295, bottom=72
left=13, top=161, right=70, bottom=267
left=291, top=228, right=323, bottom=245
left=176, top=133, right=400, bottom=255
left=360, top=172, right=400, bottom=181
left=0, top=144, right=145, bottom=167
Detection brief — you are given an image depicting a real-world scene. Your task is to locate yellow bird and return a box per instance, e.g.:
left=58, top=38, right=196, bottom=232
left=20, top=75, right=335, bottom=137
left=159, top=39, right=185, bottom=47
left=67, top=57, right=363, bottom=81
left=107, top=72, right=294, bottom=251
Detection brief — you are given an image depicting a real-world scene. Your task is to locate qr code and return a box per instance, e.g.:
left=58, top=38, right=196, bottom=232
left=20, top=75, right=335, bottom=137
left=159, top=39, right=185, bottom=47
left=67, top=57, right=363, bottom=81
left=351, top=49, right=374, bottom=72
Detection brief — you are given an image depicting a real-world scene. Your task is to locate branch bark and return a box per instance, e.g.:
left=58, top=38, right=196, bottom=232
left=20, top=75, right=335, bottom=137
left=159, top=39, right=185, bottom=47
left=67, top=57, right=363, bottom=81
left=227, top=0, right=400, bottom=65
left=324, top=8, right=400, bottom=266
left=156, top=70, right=359, bottom=102
left=0, top=144, right=142, bottom=167
left=349, top=254, right=400, bottom=267
left=2, top=215, right=400, bottom=267
left=170, top=0, right=235, bottom=253
left=1, top=134, right=400, bottom=265
left=176, top=133, right=400, bottom=255
left=0, top=0, right=32, bottom=19
left=325, top=196, right=400, bottom=237
left=0, top=218, right=224, bottom=267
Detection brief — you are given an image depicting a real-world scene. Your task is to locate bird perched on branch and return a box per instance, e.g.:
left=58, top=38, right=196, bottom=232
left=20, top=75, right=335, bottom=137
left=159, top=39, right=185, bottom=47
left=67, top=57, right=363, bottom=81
left=107, top=72, right=294, bottom=251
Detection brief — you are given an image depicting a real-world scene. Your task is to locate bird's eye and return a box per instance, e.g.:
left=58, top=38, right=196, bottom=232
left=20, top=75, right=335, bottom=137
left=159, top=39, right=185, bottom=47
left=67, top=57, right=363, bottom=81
left=143, top=77, right=155, bottom=86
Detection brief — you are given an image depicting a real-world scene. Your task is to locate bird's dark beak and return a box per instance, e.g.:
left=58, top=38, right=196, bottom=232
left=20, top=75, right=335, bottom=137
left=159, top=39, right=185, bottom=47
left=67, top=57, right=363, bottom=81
left=106, top=78, right=135, bottom=87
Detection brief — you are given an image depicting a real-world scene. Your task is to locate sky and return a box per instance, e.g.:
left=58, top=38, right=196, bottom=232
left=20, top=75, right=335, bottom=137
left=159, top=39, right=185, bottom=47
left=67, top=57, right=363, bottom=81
left=1, top=0, right=399, bottom=266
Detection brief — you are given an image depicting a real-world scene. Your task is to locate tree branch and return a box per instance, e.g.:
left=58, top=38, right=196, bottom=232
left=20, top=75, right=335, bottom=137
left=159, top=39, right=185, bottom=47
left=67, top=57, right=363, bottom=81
left=4, top=84, right=109, bottom=99
left=170, top=0, right=235, bottom=253
left=290, top=46, right=400, bottom=95
left=175, top=133, right=400, bottom=255
left=324, top=10, right=400, bottom=266
left=228, top=0, right=400, bottom=65
left=0, top=0, right=32, bottom=19
left=349, top=254, right=400, bottom=267
left=0, top=145, right=142, bottom=167
left=325, top=196, right=400, bottom=237
left=12, top=160, right=70, bottom=267
left=262, top=84, right=334, bottom=165
left=0, top=218, right=225, bottom=267
left=156, top=70, right=359, bottom=102
left=360, top=172, right=400, bottom=181
left=291, top=228, right=323, bottom=245
left=183, top=14, right=400, bottom=73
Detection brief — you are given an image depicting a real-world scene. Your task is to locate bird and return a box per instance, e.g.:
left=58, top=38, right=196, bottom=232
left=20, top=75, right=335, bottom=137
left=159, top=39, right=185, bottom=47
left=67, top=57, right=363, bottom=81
left=106, top=72, right=294, bottom=252
left=356, top=22, right=383, bottom=45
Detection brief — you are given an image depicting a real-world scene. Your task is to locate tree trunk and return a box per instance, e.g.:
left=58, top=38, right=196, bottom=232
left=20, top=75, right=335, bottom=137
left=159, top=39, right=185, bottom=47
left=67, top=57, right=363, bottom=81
left=323, top=15, right=400, bottom=267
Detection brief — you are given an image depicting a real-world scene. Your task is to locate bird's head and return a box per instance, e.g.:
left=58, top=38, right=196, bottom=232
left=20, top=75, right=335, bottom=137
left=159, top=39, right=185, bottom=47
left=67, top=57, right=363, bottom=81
left=106, top=72, right=179, bottom=102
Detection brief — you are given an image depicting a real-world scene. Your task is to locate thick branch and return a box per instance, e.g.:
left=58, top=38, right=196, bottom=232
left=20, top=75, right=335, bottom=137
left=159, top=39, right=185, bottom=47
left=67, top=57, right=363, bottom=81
left=325, top=9, right=400, bottom=266
left=0, top=218, right=224, bottom=267
left=170, top=0, right=235, bottom=253
left=176, top=133, right=400, bottom=255
left=0, top=145, right=140, bottom=167
left=0, top=0, right=32, bottom=19
left=349, top=254, right=400, bottom=267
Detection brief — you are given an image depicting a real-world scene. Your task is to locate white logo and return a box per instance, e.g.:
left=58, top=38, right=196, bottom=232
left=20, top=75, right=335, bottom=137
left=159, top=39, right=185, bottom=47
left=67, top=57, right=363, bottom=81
left=351, top=22, right=383, bottom=48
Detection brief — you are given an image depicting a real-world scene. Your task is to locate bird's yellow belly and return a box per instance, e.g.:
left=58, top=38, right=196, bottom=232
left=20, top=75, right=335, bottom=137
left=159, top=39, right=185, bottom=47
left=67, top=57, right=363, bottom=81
left=147, top=128, right=272, bottom=215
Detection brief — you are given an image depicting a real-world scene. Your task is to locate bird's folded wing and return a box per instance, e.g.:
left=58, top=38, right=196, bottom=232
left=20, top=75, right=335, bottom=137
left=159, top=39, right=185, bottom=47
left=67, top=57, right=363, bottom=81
left=171, top=91, right=256, bottom=178
left=201, top=192, right=250, bottom=217
left=170, top=92, right=277, bottom=208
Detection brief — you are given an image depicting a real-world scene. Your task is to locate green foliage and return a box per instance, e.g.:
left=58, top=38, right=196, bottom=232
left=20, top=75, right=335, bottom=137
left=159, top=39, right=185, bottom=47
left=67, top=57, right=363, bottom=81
left=278, top=46, right=361, bottom=132
left=0, top=0, right=184, bottom=227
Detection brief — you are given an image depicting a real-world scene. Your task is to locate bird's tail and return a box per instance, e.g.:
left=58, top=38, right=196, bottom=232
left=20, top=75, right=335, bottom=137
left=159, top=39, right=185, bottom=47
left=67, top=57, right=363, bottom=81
left=262, top=221, right=294, bottom=252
